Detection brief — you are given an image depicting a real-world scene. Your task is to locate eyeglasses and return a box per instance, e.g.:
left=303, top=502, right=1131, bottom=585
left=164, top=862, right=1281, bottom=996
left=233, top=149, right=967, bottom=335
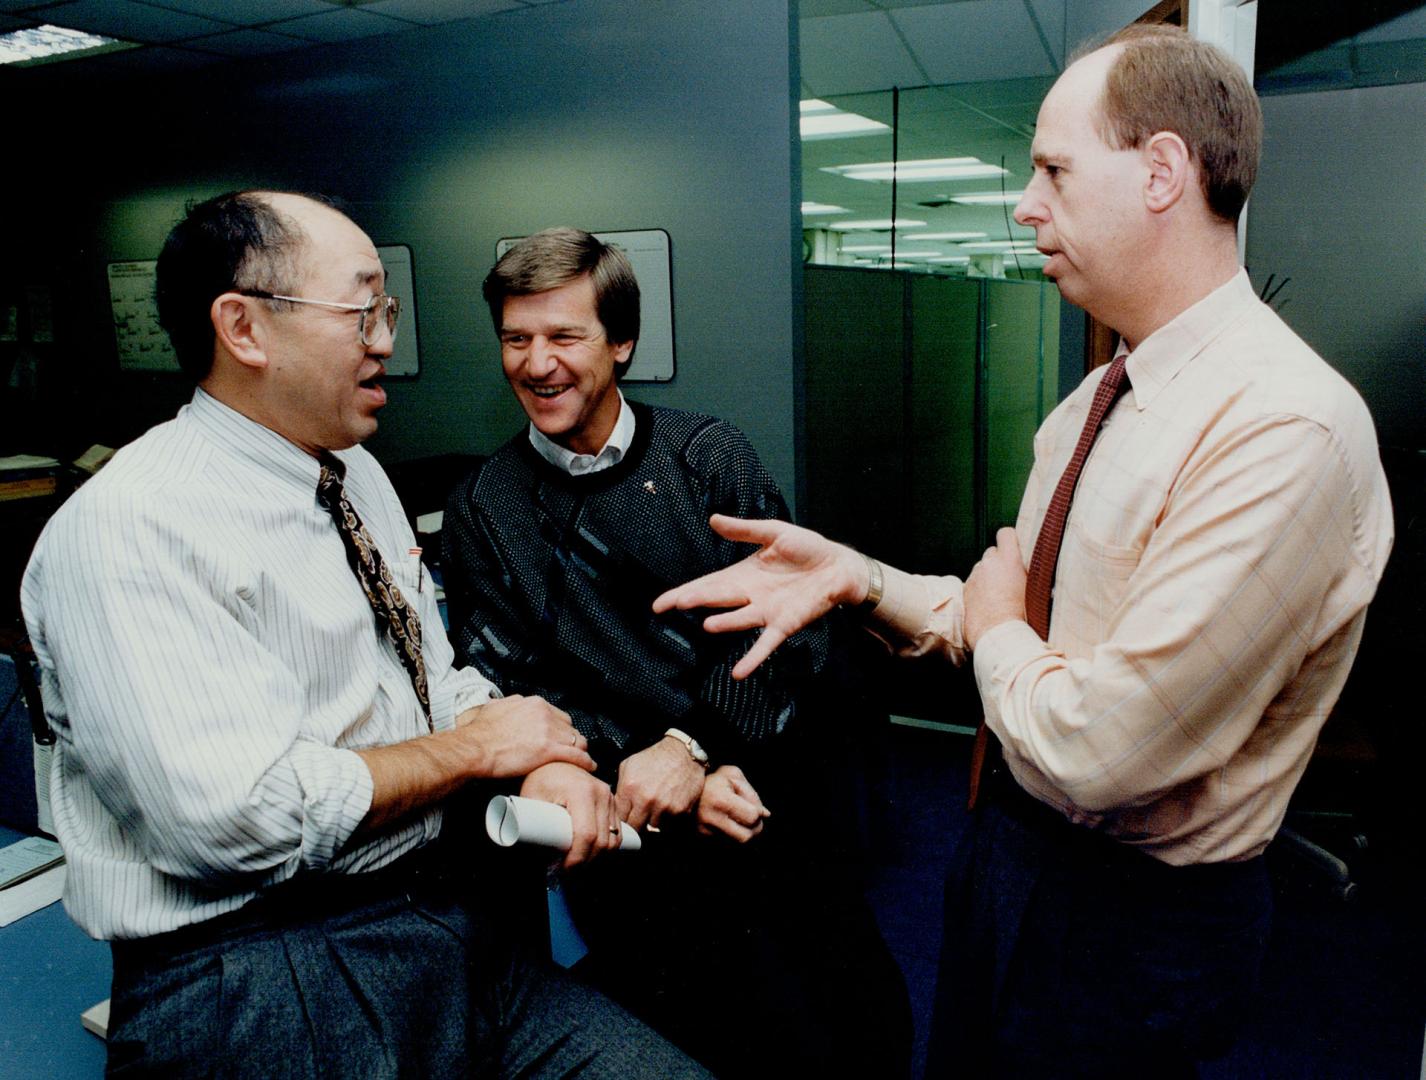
left=242, top=290, right=401, bottom=347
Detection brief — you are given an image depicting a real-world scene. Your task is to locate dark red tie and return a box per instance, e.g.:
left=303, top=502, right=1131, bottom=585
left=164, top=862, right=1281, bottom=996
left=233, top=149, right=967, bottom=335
left=966, top=354, right=1130, bottom=809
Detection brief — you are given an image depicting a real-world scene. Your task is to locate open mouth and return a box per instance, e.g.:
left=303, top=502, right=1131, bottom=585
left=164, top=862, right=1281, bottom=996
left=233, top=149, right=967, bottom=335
left=527, top=384, right=570, bottom=399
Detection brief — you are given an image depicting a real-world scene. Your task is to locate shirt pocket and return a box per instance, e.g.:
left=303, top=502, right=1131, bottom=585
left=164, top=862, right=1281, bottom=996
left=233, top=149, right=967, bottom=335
left=387, top=551, right=427, bottom=608
left=1054, top=522, right=1142, bottom=641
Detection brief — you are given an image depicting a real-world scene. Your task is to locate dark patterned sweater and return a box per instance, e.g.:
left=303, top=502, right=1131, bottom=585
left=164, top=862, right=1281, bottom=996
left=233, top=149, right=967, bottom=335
left=442, top=402, right=835, bottom=776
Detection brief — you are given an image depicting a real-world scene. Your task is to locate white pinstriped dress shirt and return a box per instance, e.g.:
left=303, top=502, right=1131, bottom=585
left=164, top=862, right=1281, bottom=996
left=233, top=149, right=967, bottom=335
left=22, top=389, right=498, bottom=939
left=879, top=271, right=1393, bottom=864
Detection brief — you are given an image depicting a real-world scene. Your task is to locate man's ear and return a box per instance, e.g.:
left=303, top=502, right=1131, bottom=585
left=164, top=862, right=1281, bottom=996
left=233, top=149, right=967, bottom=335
left=611, top=338, right=635, bottom=370
left=1143, top=130, right=1191, bottom=214
left=211, top=292, right=269, bottom=371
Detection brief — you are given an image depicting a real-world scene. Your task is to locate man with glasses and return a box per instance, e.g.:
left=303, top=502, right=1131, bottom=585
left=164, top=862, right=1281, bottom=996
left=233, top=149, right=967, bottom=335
left=22, top=192, right=706, bottom=1078
left=441, top=228, right=911, bottom=1078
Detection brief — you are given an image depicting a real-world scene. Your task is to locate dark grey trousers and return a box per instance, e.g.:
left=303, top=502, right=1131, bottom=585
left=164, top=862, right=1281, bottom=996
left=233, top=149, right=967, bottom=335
left=104, top=851, right=709, bottom=1079
left=926, top=773, right=1272, bottom=1079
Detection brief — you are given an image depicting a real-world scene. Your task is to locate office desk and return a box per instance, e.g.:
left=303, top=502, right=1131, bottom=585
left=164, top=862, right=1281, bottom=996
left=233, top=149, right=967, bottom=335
left=0, top=824, right=110, bottom=1079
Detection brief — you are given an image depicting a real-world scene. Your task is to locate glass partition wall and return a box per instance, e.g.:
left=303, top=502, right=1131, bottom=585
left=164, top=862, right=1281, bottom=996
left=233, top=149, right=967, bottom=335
left=800, top=80, right=1061, bottom=579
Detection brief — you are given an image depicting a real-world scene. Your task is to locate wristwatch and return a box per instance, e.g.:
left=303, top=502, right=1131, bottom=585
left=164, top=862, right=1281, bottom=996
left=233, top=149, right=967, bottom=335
left=664, top=727, right=709, bottom=768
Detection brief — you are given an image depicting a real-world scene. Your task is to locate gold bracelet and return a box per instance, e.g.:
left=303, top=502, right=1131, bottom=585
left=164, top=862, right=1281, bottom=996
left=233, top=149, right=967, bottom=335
left=860, top=554, right=884, bottom=612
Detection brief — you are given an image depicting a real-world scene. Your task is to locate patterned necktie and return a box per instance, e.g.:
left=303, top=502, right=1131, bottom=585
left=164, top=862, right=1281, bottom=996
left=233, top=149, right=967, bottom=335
left=966, top=354, right=1130, bottom=809
left=315, top=454, right=432, bottom=731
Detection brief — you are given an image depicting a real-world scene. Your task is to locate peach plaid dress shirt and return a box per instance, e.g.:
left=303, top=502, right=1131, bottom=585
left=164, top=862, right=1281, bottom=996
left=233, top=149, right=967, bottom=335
left=877, top=270, right=1392, bottom=864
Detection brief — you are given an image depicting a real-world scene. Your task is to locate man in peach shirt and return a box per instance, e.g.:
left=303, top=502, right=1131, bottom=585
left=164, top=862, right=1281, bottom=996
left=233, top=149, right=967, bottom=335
left=657, top=24, right=1392, bottom=1077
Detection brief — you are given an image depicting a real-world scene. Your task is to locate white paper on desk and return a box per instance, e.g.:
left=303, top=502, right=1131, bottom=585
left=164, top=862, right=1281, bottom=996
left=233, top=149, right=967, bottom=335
left=485, top=796, right=641, bottom=852
left=0, top=863, right=65, bottom=926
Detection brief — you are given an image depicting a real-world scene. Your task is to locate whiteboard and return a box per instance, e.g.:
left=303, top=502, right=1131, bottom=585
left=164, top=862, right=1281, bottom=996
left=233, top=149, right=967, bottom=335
left=494, top=229, right=675, bottom=382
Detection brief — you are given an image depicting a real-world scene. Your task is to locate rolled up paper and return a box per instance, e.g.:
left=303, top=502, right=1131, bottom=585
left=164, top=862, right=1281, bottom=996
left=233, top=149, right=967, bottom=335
left=485, top=795, right=642, bottom=852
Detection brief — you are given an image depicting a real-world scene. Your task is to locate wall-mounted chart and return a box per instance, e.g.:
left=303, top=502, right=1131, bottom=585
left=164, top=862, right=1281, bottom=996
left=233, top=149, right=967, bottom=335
left=107, top=261, right=179, bottom=372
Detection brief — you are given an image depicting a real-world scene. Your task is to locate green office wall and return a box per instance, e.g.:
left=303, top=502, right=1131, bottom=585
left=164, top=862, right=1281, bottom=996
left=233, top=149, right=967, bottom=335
left=985, top=281, right=1057, bottom=535
left=908, top=276, right=979, bottom=572
left=801, top=268, right=907, bottom=564
left=803, top=266, right=1059, bottom=576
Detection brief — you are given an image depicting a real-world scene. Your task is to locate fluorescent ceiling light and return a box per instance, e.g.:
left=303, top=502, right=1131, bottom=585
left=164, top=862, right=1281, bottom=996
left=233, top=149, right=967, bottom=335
left=822, top=158, right=1006, bottom=183
left=958, top=240, right=1039, bottom=252
left=840, top=244, right=893, bottom=253
left=0, top=24, right=135, bottom=66
left=928, top=256, right=972, bottom=264
left=799, top=98, right=888, bottom=141
left=907, top=231, right=988, bottom=242
left=887, top=250, right=945, bottom=259
left=827, top=218, right=926, bottom=231
left=801, top=202, right=850, bottom=215
left=950, top=192, right=1026, bottom=205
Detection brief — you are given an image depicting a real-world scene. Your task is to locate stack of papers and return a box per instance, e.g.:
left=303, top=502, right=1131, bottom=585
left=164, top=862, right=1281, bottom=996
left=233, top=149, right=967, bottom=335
left=0, top=836, right=65, bottom=927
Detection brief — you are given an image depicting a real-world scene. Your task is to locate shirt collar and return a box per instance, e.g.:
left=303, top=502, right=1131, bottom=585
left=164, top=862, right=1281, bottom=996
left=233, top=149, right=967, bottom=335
left=527, top=391, right=635, bottom=476
left=1122, top=269, right=1257, bottom=410
left=185, top=386, right=334, bottom=494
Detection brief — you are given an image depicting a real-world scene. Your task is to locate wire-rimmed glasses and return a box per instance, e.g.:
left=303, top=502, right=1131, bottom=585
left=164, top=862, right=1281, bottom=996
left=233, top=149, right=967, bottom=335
left=242, top=290, right=401, bottom=347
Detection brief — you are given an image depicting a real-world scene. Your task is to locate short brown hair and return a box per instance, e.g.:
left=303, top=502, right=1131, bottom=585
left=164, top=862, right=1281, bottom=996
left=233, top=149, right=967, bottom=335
left=483, top=228, right=640, bottom=368
left=1087, top=24, right=1261, bottom=224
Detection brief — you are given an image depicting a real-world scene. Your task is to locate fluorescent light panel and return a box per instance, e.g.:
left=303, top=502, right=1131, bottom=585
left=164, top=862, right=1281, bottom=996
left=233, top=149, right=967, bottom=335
left=950, top=192, right=1025, bottom=205
left=799, top=98, right=888, bottom=141
left=822, top=157, right=1006, bottom=183
left=827, top=218, right=926, bottom=231
left=0, top=24, right=134, bottom=66
left=958, top=240, right=1039, bottom=252
left=907, top=231, right=988, bottom=242
left=801, top=202, right=850, bottom=215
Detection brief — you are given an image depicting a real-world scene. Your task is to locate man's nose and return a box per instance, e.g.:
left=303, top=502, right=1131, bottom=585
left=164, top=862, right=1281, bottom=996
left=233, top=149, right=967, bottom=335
left=368, top=319, right=395, bottom=358
left=528, top=338, right=559, bottom=375
left=1013, top=183, right=1041, bottom=227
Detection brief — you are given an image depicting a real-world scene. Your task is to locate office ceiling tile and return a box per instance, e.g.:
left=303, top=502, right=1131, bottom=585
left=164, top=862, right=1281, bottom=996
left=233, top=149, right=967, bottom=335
left=892, top=2, right=1061, bottom=83
left=361, top=0, right=523, bottom=24
left=275, top=7, right=408, bottom=42
left=187, top=27, right=310, bottom=56
left=33, top=1, right=233, bottom=42
left=68, top=43, right=221, bottom=73
left=152, top=0, right=335, bottom=24
left=800, top=11, right=927, bottom=97
left=800, top=0, right=878, bottom=14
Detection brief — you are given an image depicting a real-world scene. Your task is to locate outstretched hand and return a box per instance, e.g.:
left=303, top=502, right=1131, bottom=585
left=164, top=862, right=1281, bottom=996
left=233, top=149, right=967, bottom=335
left=652, top=514, right=866, bottom=679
